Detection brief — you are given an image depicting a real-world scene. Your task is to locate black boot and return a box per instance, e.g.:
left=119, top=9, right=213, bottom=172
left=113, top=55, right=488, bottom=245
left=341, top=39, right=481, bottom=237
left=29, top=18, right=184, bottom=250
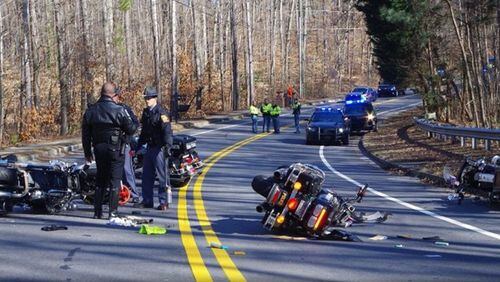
left=108, top=187, right=119, bottom=219
left=93, top=187, right=103, bottom=219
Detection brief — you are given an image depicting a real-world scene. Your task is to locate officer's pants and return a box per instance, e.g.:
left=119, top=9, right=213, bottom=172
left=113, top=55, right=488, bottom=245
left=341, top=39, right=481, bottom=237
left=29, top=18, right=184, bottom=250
left=272, top=116, right=280, bottom=133
left=142, top=145, right=170, bottom=206
left=262, top=115, right=271, bottom=132
left=122, top=144, right=139, bottom=199
left=94, top=143, right=124, bottom=215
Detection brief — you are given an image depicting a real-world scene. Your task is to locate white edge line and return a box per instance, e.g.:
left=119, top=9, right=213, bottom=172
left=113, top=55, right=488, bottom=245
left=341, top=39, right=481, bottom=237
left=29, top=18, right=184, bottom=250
left=319, top=146, right=500, bottom=241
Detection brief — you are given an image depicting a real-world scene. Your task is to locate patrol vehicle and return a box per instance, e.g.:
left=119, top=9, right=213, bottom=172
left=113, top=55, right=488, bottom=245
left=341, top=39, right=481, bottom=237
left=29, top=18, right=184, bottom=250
left=305, top=107, right=350, bottom=145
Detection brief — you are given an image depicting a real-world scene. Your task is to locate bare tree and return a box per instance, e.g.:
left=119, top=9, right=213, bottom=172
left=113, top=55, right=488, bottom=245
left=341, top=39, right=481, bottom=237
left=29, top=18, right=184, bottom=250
left=244, top=0, right=255, bottom=105
left=20, top=0, right=33, bottom=110
left=103, top=0, right=115, bottom=82
left=229, top=0, right=239, bottom=110
left=150, top=0, right=161, bottom=103
left=0, top=4, right=4, bottom=145
left=79, top=0, right=93, bottom=111
left=53, top=0, right=69, bottom=135
left=171, top=0, right=178, bottom=118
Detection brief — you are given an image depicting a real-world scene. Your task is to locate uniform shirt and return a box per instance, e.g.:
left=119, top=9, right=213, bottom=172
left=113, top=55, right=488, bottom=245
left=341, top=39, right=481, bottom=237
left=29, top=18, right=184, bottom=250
left=270, top=104, right=281, bottom=117
left=120, top=103, right=139, bottom=144
left=260, top=103, right=273, bottom=116
left=138, top=104, right=173, bottom=148
left=292, top=102, right=301, bottom=115
left=249, top=105, right=260, bottom=116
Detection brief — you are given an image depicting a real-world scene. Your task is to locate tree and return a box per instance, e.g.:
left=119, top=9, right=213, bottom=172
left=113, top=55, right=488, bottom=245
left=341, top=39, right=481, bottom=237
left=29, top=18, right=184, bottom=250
left=79, top=0, right=94, bottom=112
left=53, top=0, right=69, bottom=135
left=103, top=0, right=115, bottom=82
left=150, top=0, right=161, bottom=103
left=229, top=0, right=239, bottom=110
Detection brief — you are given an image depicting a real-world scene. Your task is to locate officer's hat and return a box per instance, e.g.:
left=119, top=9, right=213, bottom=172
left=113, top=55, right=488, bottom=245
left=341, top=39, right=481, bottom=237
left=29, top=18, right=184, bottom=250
left=143, top=87, right=158, bottom=99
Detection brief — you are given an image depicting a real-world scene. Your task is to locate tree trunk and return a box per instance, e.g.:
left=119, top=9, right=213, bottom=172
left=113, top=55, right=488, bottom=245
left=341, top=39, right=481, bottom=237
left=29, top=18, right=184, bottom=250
left=229, top=0, right=239, bottom=111
left=190, top=0, right=202, bottom=110
left=171, top=0, right=178, bottom=119
left=150, top=0, right=161, bottom=103
left=0, top=6, right=4, bottom=146
left=30, top=0, right=40, bottom=108
left=124, top=3, right=133, bottom=88
left=53, top=0, right=68, bottom=135
left=269, top=0, right=276, bottom=96
left=297, top=0, right=303, bottom=98
left=245, top=0, right=255, bottom=105
left=104, top=0, right=115, bottom=82
left=285, top=0, right=296, bottom=84
left=20, top=0, right=33, bottom=109
left=79, top=0, right=93, bottom=112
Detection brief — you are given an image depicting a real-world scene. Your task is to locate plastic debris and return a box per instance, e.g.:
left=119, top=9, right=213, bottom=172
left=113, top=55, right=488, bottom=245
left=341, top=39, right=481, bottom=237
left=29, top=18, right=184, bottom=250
left=138, top=224, right=167, bottom=235
left=354, top=211, right=391, bottom=223
left=394, top=244, right=404, bottom=248
left=397, top=234, right=412, bottom=239
left=369, top=235, right=388, bottom=241
left=434, top=241, right=449, bottom=247
left=209, top=242, right=228, bottom=250
left=107, top=217, right=135, bottom=227
left=425, top=254, right=442, bottom=258
left=41, top=225, right=68, bottom=231
left=232, top=251, right=246, bottom=256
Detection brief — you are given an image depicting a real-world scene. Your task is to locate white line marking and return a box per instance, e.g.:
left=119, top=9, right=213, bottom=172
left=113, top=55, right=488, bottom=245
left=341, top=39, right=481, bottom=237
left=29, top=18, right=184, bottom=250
left=378, top=102, right=421, bottom=116
left=319, top=146, right=500, bottom=241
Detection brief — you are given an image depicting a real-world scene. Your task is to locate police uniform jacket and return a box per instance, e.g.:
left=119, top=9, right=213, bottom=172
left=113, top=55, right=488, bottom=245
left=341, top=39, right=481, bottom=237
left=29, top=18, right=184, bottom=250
left=138, top=104, right=173, bottom=148
left=82, top=96, right=138, bottom=159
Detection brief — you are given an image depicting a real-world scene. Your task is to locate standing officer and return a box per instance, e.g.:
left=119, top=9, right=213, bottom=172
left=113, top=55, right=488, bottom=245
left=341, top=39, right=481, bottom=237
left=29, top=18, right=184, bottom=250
left=135, top=87, right=173, bottom=211
left=260, top=98, right=272, bottom=133
left=249, top=101, right=260, bottom=133
left=292, top=98, right=301, bottom=133
left=270, top=101, right=281, bottom=134
left=111, top=90, right=141, bottom=203
left=82, top=82, right=137, bottom=219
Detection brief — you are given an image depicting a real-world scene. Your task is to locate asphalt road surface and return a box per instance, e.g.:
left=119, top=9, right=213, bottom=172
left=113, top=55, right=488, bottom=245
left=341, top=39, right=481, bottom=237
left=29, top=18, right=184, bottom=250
left=1, top=94, right=499, bottom=282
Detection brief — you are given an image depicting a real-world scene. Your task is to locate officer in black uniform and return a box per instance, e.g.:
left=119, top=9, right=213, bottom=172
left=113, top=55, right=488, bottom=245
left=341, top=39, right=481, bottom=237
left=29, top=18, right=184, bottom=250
left=135, top=87, right=173, bottom=210
left=82, top=82, right=138, bottom=219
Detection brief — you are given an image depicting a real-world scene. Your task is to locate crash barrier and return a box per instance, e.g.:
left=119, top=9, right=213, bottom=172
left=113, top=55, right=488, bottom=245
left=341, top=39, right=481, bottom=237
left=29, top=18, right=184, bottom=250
left=414, top=117, right=500, bottom=151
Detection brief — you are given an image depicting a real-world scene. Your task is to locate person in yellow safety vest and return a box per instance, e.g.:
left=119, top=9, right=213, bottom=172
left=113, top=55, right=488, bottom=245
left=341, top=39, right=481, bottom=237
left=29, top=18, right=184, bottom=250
left=249, top=101, right=260, bottom=133
left=260, top=98, right=273, bottom=133
left=270, top=102, right=281, bottom=134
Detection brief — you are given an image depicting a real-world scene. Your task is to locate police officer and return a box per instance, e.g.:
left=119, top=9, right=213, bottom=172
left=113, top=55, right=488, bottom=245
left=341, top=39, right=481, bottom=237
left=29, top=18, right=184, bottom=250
left=291, top=98, right=301, bottom=133
left=111, top=90, right=141, bottom=203
left=270, top=102, right=281, bottom=134
left=135, top=87, right=173, bottom=210
left=82, top=82, right=137, bottom=219
left=260, top=98, right=272, bottom=133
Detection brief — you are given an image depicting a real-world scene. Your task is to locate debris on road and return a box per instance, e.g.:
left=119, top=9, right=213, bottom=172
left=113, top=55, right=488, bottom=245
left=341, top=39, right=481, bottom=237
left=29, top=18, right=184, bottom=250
left=369, top=235, right=388, bottom=241
left=41, top=224, right=68, bottom=231
left=232, top=251, right=246, bottom=256
left=209, top=242, right=228, bottom=250
left=107, top=216, right=154, bottom=227
left=275, top=235, right=308, bottom=241
left=422, top=236, right=442, bottom=241
left=138, top=224, right=167, bottom=235
left=434, top=241, right=450, bottom=247
left=397, top=234, right=413, bottom=239
left=394, top=244, right=404, bottom=248
left=425, top=254, right=442, bottom=258
left=355, top=211, right=391, bottom=223
left=322, top=229, right=362, bottom=242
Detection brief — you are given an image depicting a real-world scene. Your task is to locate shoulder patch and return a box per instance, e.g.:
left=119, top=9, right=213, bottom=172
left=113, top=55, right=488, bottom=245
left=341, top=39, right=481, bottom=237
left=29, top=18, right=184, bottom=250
left=161, top=115, right=170, bottom=123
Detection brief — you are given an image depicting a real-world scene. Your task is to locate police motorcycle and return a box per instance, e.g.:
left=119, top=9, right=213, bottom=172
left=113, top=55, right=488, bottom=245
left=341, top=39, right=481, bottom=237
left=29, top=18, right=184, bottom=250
left=0, top=156, right=131, bottom=216
left=132, top=134, right=204, bottom=187
left=444, top=155, right=500, bottom=206
left=252, top=163, right=373, bottom=239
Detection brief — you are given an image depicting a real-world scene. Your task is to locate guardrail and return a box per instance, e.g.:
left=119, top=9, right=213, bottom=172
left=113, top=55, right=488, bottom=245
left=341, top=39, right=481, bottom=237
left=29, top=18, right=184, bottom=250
left=414, top=118, right=500, bottom=151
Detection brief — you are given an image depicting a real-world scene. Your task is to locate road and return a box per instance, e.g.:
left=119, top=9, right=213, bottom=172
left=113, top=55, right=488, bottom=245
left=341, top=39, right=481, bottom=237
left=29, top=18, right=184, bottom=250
left=1, top=94, right=499, bottom=281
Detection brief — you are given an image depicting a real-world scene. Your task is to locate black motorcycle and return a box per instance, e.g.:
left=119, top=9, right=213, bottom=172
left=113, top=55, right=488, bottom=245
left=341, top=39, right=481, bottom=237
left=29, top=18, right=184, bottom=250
left=132, top=134, right=204, bottom=187
left=252, top=163, right=377, bottom=239
left=445, top=155, right=500, bottom=205
left=0, top=157, right=131, bottom=215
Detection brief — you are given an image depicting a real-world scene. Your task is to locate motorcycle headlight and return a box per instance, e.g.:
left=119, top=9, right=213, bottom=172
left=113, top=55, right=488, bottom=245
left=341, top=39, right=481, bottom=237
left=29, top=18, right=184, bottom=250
left=367, top=114, right=375, bottom=120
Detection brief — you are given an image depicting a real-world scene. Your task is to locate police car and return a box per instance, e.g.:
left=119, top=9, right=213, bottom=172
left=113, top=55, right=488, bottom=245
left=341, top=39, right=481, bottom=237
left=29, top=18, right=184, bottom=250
left=343, top=99, right=378, bottom=132
left=306, top=107, right=350, bottom=145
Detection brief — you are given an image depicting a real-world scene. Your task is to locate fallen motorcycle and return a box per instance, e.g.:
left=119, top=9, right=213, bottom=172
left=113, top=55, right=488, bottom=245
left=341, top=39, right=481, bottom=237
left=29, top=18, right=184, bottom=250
left=444, top=155, right=500, bottom=206
left=252, top=163, right=387, bottom=240
left=132, top=134, right=204, bottom=187
left=0, top=156, right=131, bottom=215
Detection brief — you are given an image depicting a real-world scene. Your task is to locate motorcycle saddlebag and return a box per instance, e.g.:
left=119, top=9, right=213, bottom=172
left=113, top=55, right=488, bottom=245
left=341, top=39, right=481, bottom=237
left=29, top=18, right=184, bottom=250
left=171, top=135, right=197, bottom=157
left=284, top=163, right=325, bottom=196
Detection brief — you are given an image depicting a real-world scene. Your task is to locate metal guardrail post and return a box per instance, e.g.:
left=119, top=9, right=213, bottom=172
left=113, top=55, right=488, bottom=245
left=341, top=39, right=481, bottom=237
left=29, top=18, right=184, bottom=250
left=485, top=139, right=491, bottom=151
left=460, top=137, right=465, bottom=147
left=472, top=138, right=477, bottom=149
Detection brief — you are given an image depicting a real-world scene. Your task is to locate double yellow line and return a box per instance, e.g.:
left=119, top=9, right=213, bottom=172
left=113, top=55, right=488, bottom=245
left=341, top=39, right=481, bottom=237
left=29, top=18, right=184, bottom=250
left=178, top=132, right=270, bottom=281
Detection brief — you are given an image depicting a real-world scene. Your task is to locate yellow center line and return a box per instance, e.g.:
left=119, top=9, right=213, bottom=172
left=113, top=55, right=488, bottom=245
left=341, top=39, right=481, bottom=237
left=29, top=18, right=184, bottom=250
left=177, top=180, right=213, bottom=282
left=193, top=132, right=270, bottom=281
